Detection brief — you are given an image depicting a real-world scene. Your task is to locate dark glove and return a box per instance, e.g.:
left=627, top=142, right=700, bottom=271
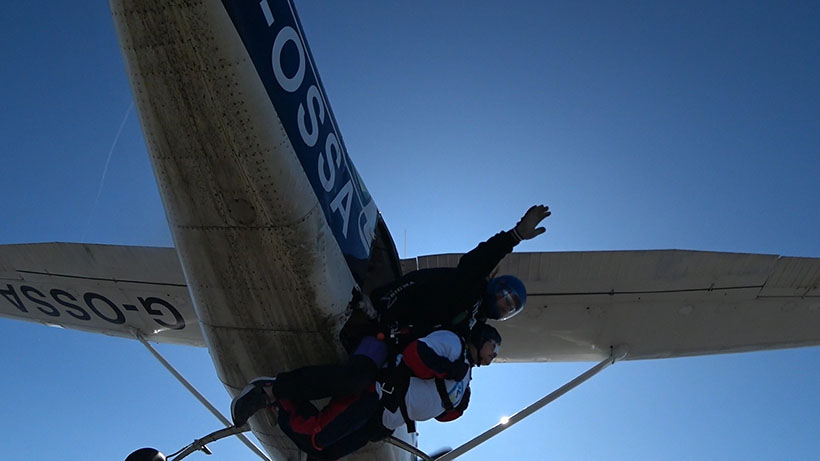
left=511, top=204, right=551, bottom=241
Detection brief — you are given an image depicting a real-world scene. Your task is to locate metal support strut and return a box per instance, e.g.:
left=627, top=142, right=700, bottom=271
left=434, top=345, right=629, bottom=461
left=165, top=425, right=248, bottom=460
left=134, top=332, right=272, bottom=461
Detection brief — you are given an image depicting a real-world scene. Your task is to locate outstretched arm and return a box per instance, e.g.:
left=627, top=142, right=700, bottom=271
left=456, top=204, right=552, bottom=280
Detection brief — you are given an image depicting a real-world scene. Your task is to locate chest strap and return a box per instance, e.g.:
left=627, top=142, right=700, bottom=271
left=380, top=364, right=416, bottom=433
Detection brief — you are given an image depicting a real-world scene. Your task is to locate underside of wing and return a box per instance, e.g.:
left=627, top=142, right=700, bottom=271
left=404, top=250, right=820, bottom=362
left=0, top=243, right=203, bottom=346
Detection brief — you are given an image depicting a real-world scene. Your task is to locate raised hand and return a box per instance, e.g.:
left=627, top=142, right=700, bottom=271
left=513, top=205, right=551, bottom=240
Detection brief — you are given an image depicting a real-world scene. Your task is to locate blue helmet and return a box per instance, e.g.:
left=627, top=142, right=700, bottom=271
left=482, top=275, right=527, bottom=321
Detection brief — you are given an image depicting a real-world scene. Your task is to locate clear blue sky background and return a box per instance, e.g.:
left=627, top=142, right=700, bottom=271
left=1, top=1, right=818, bottom=460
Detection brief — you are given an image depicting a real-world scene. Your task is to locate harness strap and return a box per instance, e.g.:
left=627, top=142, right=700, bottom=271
left=435, top=378, right=455, bottom=411
left=398, top=399, right=416, bottom=433
left=379, top=363, right=416, bottom=433
left=381, top=385, right=416, bottom=433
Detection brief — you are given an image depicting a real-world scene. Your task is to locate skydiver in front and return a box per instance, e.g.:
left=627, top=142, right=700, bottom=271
left=231, top=323, right=502, bottom=460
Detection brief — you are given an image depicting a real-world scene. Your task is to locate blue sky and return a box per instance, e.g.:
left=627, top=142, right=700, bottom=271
left=1, top=1, right=818, bottom=460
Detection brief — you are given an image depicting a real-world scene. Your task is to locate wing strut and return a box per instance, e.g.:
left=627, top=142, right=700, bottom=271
left=435, top=345, right=629, bottom=461
left=135, top=332, right=272, bottom=461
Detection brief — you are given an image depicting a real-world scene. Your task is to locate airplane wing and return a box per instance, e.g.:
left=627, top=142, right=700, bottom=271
left=405, top=250, right=820, bottom=362
left=0, top=243, right=203, bottom=346
left=5, top=244, right=817, bottom=360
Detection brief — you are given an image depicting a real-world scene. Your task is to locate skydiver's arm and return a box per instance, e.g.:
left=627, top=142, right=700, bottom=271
left=435, top=386, right=471, bottom=422
left=456, top=205, right=551, bottom=281
left=509, top=204, right=551, bottom=241
left=455, top=231, right=517, bottom=282
left=400, top=331, right=469, bottom=380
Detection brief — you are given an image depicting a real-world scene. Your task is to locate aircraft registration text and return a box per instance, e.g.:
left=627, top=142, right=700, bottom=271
left=0, top=283, right=185, bottom=330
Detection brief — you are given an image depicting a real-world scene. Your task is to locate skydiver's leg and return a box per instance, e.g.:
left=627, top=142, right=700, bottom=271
left=312, top=426, right=375, bottom=460
left=274, top=336, right=387, bottom=400
left=277, top=387, right=381, bottom=458
left=272, top=364, right=349, bottom=401
left=277, top=400, right=329, bottom=459
left=312, top=388, right=380, bottom=448
left=233, top=337, right=387, bottom=426
left=232, top=365, right=347, bottom=427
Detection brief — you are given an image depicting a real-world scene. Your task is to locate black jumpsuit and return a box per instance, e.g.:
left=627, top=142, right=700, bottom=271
left=372, top=230, right=519, bottom=340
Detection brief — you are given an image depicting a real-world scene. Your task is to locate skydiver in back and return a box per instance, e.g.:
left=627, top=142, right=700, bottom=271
left=346, top=204, right=551, bottom=354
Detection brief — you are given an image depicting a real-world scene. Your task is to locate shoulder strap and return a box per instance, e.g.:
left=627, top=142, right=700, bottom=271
left=378, top=363, right=416, bottom=433
left=398, top=400, right=416, bottom=433
left=435, top=378, right=455, bottom=411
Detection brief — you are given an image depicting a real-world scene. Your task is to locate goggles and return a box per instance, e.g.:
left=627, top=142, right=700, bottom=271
left=489, top=339, right=500, bottom=356
left=496, top=288, right=523, bottom=321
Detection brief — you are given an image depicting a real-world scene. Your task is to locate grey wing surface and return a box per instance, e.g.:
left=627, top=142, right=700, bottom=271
left=404, top=250, right=820, bottom=362
left=0, top=243, right=203, bottom=346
